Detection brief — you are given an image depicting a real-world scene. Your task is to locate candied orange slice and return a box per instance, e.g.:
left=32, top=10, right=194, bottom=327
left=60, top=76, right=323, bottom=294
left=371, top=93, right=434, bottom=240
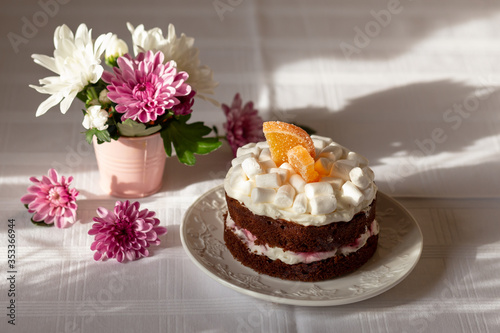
left=263, top=121, right=316, bottom=166
left=287, top=145, right=320, bottom=183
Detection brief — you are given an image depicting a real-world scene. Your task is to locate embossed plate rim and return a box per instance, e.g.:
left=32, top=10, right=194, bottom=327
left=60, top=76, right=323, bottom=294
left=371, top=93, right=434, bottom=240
left=180, top=185, right=423, bottom=306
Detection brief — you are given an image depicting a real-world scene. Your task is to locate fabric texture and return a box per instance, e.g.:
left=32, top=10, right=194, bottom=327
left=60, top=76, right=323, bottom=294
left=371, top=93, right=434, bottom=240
left=0, top=0, right=499, bottom=332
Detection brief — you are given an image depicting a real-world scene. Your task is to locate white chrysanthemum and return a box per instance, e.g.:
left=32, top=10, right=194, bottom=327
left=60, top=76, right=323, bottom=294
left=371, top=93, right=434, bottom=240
left=30, top=24, right=112, bottom=117
left=82, top=105, right=109, bottom=131
left=105, top=34, right=128, bottom=60
left=127, top=22, right=218, bottom=106
left=98, top=89, right=111, bottom=105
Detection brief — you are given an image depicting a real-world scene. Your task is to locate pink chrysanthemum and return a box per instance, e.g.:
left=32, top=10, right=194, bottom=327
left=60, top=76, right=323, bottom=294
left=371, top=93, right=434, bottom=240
left=88, top=200, right=167, bottom=262
left=20, top=168, right=79, bottom=228
left=102, top=50, right=191, bottom=123
left=222, top=93, right=265, bottom=156
left=171, top=90, right=196, bottom=116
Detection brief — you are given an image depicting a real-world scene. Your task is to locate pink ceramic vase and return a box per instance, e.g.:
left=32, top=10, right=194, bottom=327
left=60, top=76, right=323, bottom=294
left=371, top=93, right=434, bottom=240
left=93, top=133, right=166, bottom=198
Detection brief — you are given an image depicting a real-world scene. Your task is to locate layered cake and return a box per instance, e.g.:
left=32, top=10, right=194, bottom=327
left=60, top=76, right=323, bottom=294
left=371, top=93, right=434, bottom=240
left=223, top=121, right=378, bottom=282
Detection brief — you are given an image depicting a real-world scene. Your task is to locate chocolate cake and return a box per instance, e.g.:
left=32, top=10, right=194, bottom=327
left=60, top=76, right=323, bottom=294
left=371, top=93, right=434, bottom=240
left=223, top=132, right=378, bottom=282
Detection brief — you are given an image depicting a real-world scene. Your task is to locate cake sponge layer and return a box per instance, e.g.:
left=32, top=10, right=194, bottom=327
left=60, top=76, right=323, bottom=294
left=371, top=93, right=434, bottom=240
left=226, top=193, right=376, bottom=253
left=224, top=216, right=379, bottom=282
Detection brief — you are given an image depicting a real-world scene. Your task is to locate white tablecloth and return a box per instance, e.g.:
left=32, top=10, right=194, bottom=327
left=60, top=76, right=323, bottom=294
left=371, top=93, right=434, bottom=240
left=1, top=0, right=499, bottom=332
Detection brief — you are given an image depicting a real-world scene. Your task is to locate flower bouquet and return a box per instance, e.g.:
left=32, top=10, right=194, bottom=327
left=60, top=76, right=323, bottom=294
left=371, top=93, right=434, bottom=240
left=30, top=23, right=221, bottom=166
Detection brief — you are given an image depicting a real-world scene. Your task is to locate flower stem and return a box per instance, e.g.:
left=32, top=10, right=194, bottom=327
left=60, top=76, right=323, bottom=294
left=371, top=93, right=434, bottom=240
left=88, top=86, right=99, bottom=103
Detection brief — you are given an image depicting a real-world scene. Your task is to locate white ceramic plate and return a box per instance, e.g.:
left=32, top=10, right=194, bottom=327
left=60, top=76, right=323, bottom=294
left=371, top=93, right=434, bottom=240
left=180, top=185, right=423, bottom=306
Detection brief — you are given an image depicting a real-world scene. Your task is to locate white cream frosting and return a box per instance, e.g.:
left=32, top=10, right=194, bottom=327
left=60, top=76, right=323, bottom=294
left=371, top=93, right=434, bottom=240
left=226, top=213, right=379, bottom=265
left=224, top=135, right=377, bottom=226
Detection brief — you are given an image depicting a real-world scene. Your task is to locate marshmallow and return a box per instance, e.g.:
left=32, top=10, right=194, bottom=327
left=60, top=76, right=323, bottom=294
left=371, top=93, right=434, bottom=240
left=310, top=195, right=337, bottom=215
left=255, top=173, right=282, bottom=188
left=331, top=159, right=357, bottom=181
left=251, top=187, right=276, bottom=204
left=363, top=183, right=375, bottom=199
left=258, top=148, right=272, bottom=162
left=236, top=146, right=260, bottom=158
left=279, top=162, right=297, bottom=175
left=241, top=142, right=256, bottom=149
left=228, top=165, right=246, bottom=185
left=259, top=159, right=277, bottom=170
left=341, top=181, right=364, bottom=206
left=349, top=167, right=370, bottom=189
left=347, top=151, right=369, bottom=167
left=311, top=135, right=333, bottom=146
left=320, top=176, right=344, bottom=190
left=292, top=193, right=308, bottom=214
left=319, top=145, right=343, bottom=162
left=304, top=182, right=334, bottom=199
left=289, top=174, right=307, bottom=193
left=314, top=157, right=332, bottom=176
left=256, top=141, right=269, bottom=149
left=241, top=157, right=263, bottom=179
left=231, top=179, right=254, bottom=196
left=363, top=166, right=375, bottom=181
left=269, top=168, right=290, bottom=183
left=228, top=166, right=252, bottom=196
left=331, top=142, right=348, bottom=157
left=231, top=153, right=255, bottom=167
left=274, top=185, right=296, bottom=208
left=313, top=139, right=327, bottom=151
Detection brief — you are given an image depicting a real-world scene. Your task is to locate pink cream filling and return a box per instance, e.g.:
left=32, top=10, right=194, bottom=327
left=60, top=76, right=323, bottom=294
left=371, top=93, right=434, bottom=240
left=226, top=214, right=379, bottom=265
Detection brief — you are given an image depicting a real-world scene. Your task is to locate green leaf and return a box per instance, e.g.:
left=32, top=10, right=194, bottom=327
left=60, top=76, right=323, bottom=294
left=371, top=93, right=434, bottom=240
left=76, top=90, right=88, bottom=104
left=85, top=128, right=111, bottom=144
left=160, top=115, right=222, bottom=166
left=31, top=219, right=54, bottom=227
left=212, top=125, right=219, bottom=138
left=117, top=119, right=162, bottom=137
left=95, top=129, right=111, bottom=143
left=85, top=128, right=96, bottom=144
